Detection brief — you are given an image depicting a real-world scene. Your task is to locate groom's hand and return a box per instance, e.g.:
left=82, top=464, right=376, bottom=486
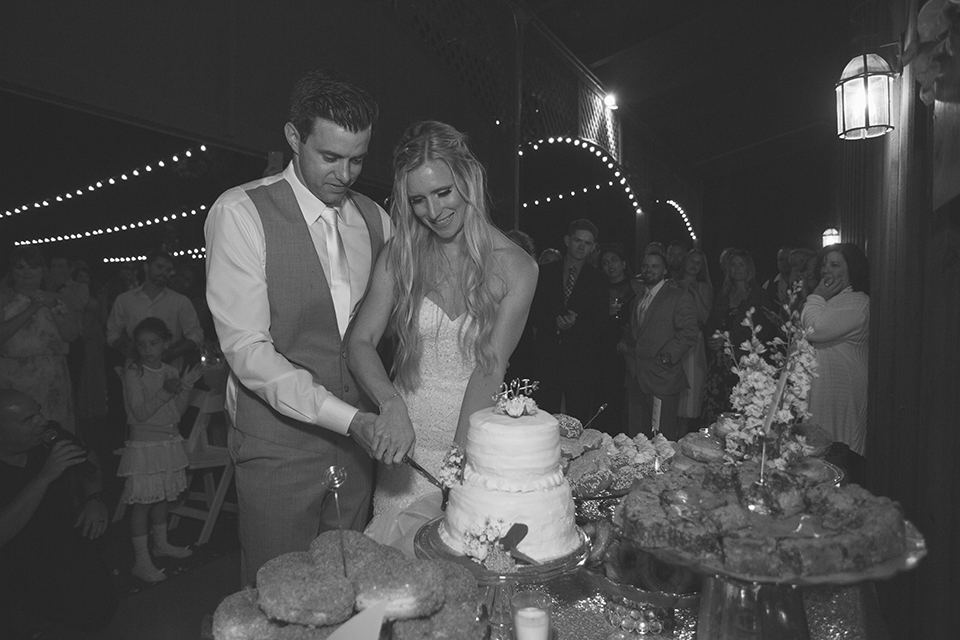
left=372, top=406, right=416, bottom=466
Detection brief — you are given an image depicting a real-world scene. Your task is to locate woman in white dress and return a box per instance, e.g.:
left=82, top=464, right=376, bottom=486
left=348, top=121, right=538, bottom=553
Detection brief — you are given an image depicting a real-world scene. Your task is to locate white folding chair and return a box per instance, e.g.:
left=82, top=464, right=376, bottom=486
left=169, top=388, right=237, bottom=545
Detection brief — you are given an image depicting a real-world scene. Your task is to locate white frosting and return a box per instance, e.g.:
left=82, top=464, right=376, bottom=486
left=439, top=476, right=581, bottom=562
left=440, top=406, right=581, bottom=563
left=465, top=408, right=561, bottom=483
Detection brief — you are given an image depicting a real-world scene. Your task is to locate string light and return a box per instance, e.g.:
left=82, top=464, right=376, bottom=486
left=519, top=137, right=642, bottom=220
left=664, top=199, right=698, bottom=243
left=13, top=205, right=208, bottom=247
left=3, top=144, right=208, bottom=219
left=103, top=247, right=206, bottom=264
left=523, top=181, right=619, bottom=208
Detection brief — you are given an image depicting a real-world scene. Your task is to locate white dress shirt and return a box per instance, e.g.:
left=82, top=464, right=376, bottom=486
left=204, top=162, right=391, bottom=434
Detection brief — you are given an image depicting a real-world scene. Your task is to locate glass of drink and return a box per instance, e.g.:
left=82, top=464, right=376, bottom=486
left=511, top=589, right=552, bottom=640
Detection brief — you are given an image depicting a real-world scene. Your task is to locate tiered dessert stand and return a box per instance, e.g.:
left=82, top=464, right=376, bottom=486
left=644, top=520, right=926, bottom=640
left=415, top=517, right=589, bottom=639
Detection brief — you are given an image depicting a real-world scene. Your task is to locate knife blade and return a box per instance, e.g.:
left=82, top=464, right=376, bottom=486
left=402, top=456, right=444, bottom=491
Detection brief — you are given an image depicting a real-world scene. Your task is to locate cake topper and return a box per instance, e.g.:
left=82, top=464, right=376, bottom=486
left=493, top=379, right=539, bottom=418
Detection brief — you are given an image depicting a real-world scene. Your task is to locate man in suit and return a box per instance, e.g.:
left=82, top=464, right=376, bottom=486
left=530, top=219, right=607, bottom=422
left=205, top=69, right=411, bottom=587
left=620, top=252, right=698, bottom=440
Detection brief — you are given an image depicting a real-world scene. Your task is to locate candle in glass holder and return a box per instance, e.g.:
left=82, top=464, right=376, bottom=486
left=511, top=590, right=552, bottom=640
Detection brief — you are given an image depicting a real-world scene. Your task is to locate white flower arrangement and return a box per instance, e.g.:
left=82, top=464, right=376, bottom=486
left=438, top=443, right=465, bottom=488
left=462, top=517, right=511, bottom=563
left=716, top=283, right=819, bottom=469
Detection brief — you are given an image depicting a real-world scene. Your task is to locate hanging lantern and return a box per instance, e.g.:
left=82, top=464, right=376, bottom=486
left=822, top=228, right=841, bottom=247
left=835, top=53, right=894, bottom=140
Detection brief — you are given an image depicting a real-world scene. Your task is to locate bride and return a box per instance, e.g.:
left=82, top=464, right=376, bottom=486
left=347, top=121, right=538, bottom=554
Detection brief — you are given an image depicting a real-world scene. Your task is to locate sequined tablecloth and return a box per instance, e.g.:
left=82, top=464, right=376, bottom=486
left=517, top=570, right=875, bottom=640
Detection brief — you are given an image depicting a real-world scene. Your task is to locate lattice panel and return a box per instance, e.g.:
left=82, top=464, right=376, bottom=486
left=520, top=24, right=580, bottom=141
left=383, top=0, right=512, bottom=125
left=380, top=0, right=620, bottom=162
left=578, top=85, right=620, bottom=160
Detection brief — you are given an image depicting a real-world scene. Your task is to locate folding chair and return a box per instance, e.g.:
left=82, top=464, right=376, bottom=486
left=168, top=388, right=237, bottom=545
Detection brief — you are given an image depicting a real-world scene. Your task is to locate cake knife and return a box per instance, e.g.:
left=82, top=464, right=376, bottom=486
left=402, top=455, right=451, bottom=511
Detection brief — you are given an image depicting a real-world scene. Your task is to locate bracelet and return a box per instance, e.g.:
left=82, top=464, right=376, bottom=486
left=378, top=391, right=401, bottom=413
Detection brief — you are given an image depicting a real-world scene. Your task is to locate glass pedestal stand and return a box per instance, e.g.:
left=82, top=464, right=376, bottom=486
left=481, top=578, right=517, bottom=640
left=414, top=517, right=587, bottom=640
left=696, top=575, right=809, bottom=640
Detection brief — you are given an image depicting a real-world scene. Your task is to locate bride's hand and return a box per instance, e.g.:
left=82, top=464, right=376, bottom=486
left=372, top=400, right=416, bottom=465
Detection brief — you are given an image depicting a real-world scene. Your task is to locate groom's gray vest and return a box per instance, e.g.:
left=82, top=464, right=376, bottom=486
left=234, top=179, right=385, bottom=452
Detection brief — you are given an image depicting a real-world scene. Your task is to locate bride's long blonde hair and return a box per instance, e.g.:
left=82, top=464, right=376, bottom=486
left=388, top=121, right=499, bottom=392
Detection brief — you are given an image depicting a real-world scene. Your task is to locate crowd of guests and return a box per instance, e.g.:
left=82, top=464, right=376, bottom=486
left=0, top=66, right=871, bottom=638
left=501, top=233, right=870, bottom=486
left=1, top=247, right=213, bottom=636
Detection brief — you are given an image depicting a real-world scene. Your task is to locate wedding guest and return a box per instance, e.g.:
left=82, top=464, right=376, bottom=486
left=671, top=249, right=713, bottom=434
left=717, top=247, right=737, bottom=285
left=1, top=247, right=81, bottom=434
left=0, top=388, right=116, bottom=637
left=117, top=318, right=202, bottom=583
left=620, top=252, right=698, bottom=440
left=763, top=245, right=794, bottom=308
left=106, top=250, right=203, bottom=367
left=801, top=243, right=870, bottom=483
left=595, top=247, right=643, bottom=434
left=702, top=250, right=776, bottom=426
left=665, top=240, right=689, bottom=281
left=530, top=219, right=606, bottom=421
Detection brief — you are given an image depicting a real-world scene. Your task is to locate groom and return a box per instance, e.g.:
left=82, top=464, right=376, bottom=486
left=205, top=69, right=414, bottom=587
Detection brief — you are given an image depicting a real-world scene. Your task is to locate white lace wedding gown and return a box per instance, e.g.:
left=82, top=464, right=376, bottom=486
left=365, top=298, right=475, bottom=554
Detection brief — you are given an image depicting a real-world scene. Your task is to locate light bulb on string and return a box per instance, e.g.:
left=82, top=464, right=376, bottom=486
left=1, top=144, right=209, bottom=219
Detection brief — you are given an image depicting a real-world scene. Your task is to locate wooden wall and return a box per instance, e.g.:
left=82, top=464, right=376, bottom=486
left=854, top=1, right=960, bottom=636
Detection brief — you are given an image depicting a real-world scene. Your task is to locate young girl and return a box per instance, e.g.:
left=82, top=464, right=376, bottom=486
left=116, top=317, right=203, bottom=582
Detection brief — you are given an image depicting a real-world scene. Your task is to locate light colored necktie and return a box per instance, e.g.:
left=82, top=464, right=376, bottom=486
left=320, top=206, right=351, bottom=337
left=636, top=289, right=653, bottom=326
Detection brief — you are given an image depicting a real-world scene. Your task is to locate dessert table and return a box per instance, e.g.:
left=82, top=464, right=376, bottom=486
left=413, top=513, right=901, bottom=640
left=510, top=570, right=887, bottom=640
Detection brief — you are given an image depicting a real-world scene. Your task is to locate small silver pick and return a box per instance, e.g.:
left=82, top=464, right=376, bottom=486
left=581, top=403, right=608, bottom=430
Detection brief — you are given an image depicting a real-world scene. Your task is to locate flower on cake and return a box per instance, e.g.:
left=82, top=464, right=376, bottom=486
left=714, top=283, right=819, bottom=469
left=438, top=443, right=465, bottom=488
left=462, top=517, right=512, bottom=563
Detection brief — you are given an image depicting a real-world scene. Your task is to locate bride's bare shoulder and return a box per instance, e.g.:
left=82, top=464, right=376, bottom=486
left=492, top=234, right=538, bottom=285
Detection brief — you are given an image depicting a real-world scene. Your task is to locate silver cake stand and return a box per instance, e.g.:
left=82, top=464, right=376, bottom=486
left=415, top=517, right=588, bottom=639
